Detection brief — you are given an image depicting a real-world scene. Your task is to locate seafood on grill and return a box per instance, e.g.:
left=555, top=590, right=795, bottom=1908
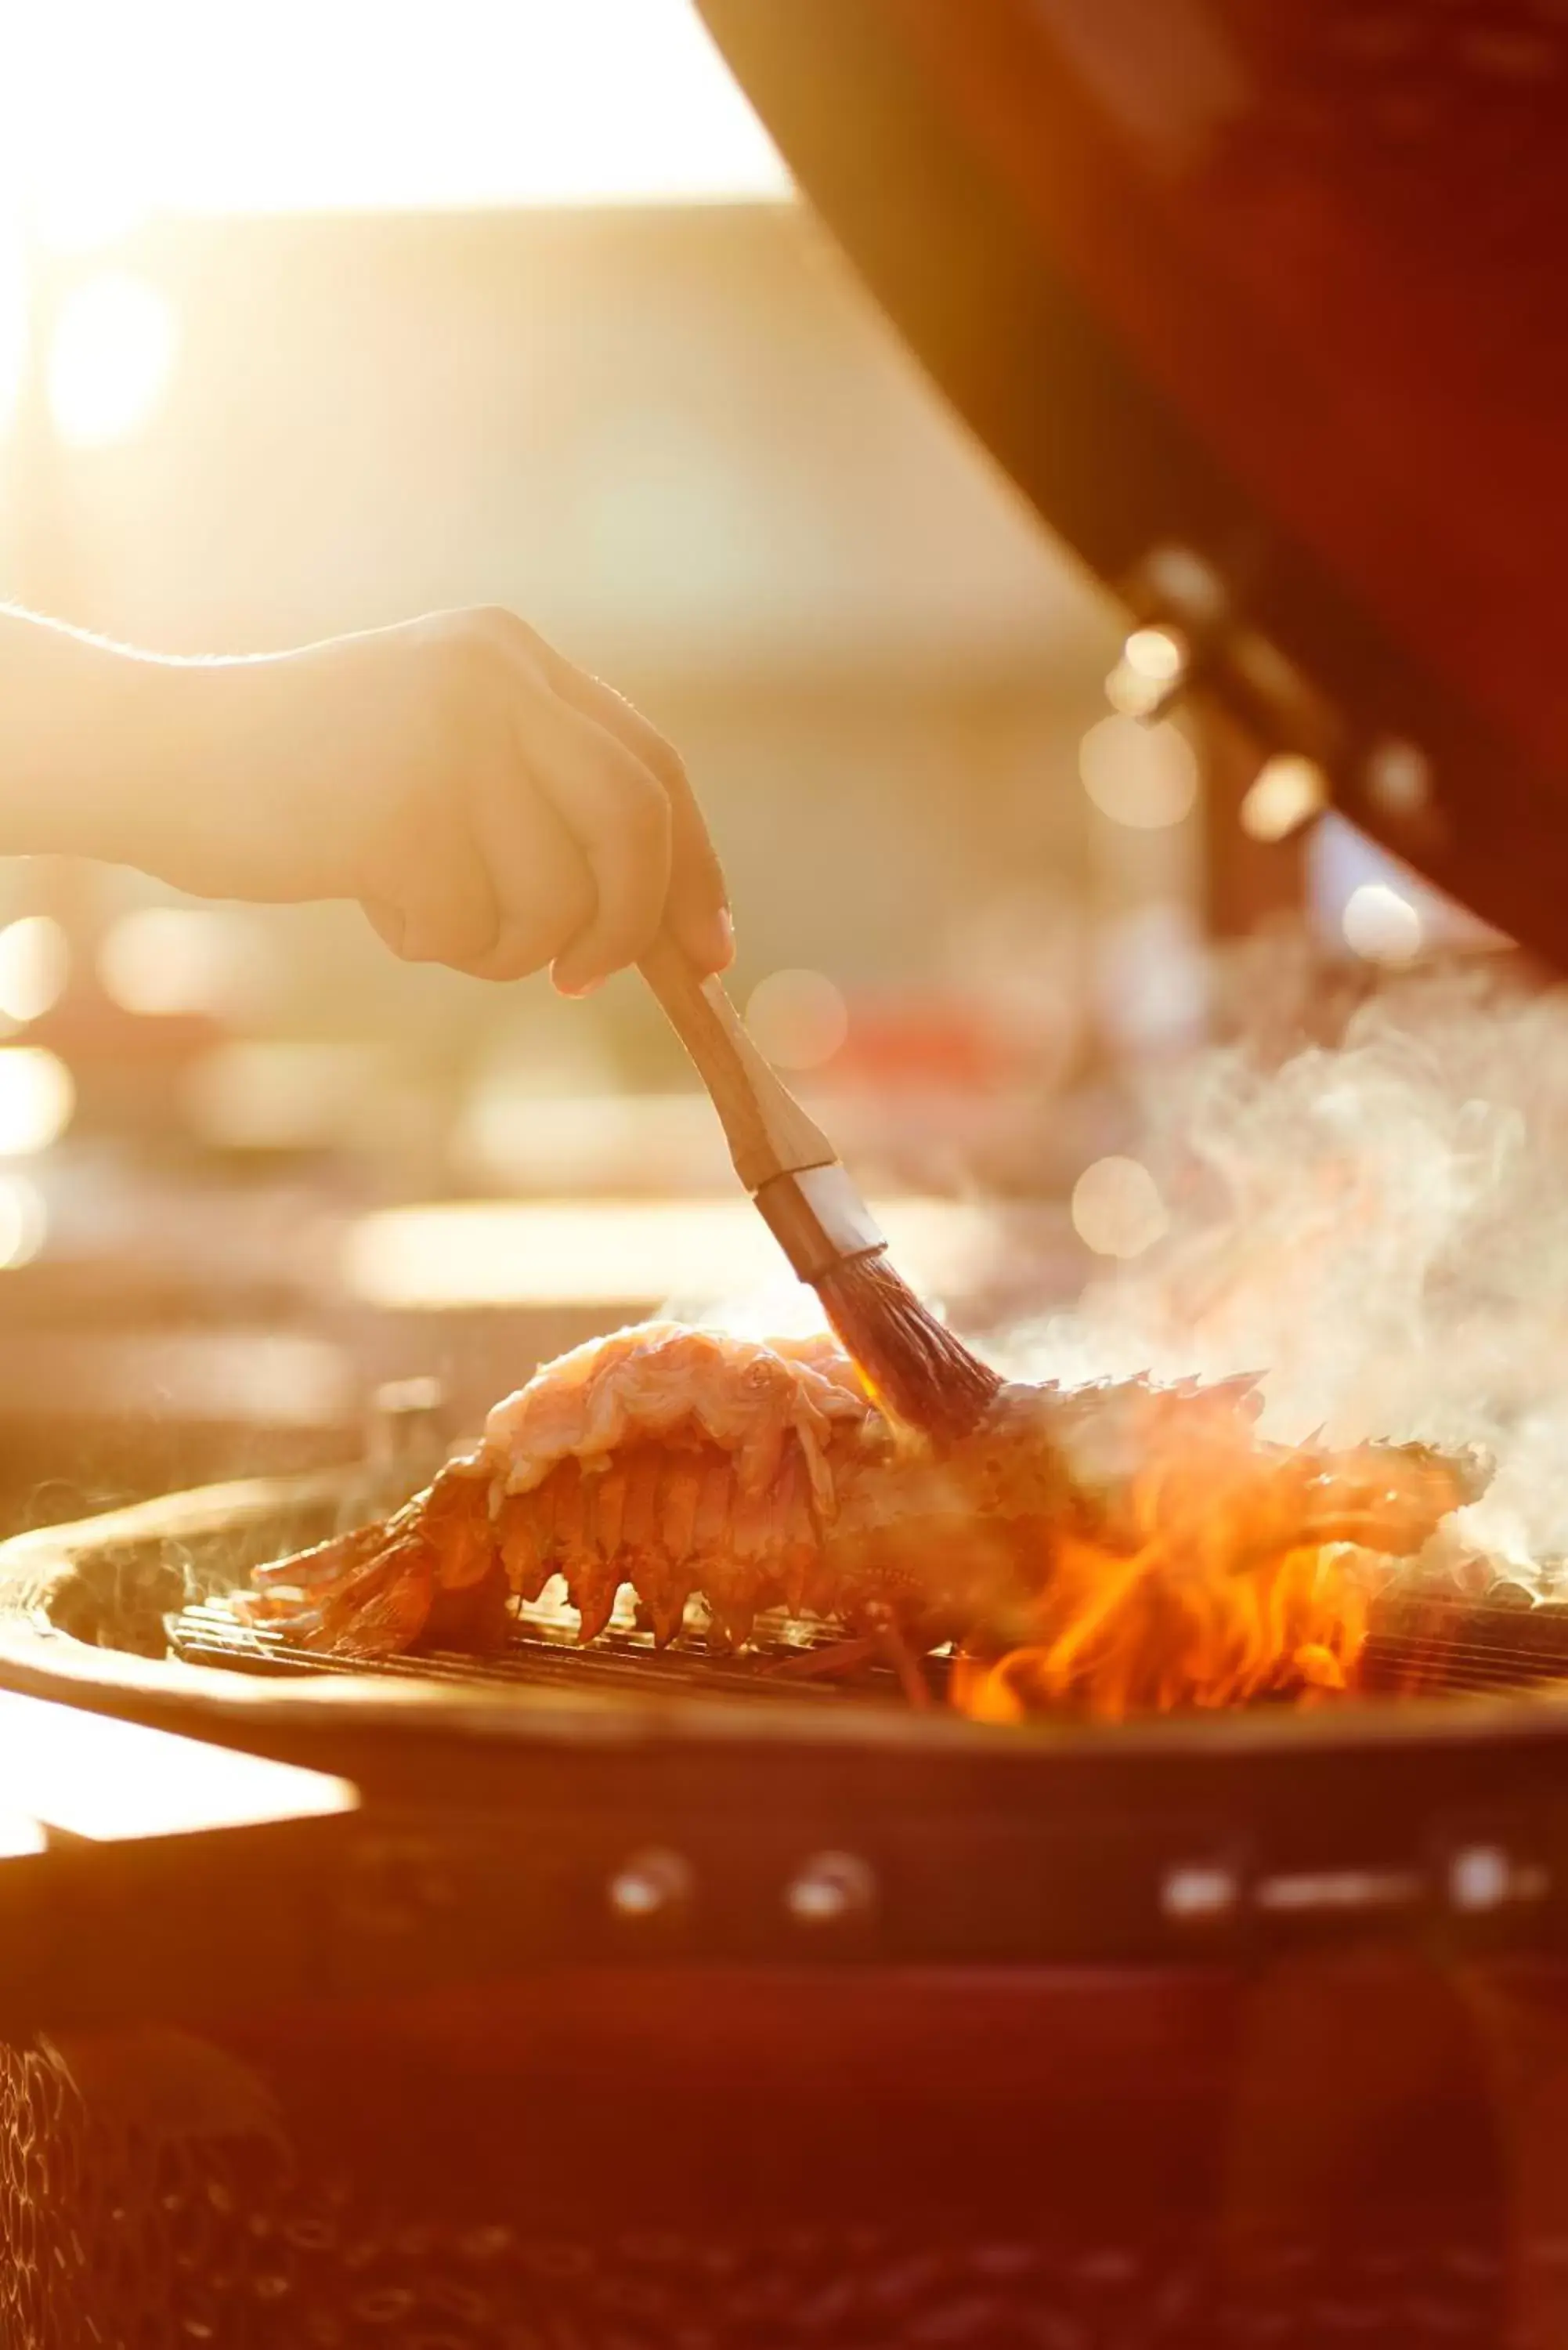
left=240, top=1321, right=1489, bottom=1716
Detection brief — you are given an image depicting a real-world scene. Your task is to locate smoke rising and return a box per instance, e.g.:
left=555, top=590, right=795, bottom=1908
left=1003, top=953, right=1568, bottom=1571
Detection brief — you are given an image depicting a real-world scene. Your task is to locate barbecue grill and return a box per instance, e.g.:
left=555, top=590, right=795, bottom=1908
left=13, top=4, right=1568, bottom=2346
left=5, top=1444, right=1568, bottom=2348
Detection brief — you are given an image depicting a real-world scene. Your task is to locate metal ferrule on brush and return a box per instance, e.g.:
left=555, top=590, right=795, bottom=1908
left=752, top=1162, right=887, bottom=1287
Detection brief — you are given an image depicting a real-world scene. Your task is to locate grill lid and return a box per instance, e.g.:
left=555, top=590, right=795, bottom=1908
left=698, top=0, right=1568, bottom=964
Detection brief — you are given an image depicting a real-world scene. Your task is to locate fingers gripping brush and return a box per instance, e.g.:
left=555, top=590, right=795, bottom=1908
left=639, top=933, right=1002, bottom=1441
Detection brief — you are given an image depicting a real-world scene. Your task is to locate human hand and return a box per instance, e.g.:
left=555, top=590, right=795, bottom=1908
left=134, top=609, right=733, bottom=992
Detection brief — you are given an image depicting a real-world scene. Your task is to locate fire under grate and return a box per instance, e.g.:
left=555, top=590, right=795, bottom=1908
left=164, top=1583, right=1568, bottom=1710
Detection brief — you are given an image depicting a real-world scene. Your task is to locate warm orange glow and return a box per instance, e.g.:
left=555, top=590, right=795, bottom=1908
left=953, top=1536, right=1367, bottom=1723
left=949, top=1428, right=1388, bottom=1722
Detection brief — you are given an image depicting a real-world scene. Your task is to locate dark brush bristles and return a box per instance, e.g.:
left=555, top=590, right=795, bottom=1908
left=815, top=1249, right=1003, bottom=1442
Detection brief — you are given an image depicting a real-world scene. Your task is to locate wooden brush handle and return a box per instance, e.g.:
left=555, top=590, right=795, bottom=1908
left=638, top=930, right=836, bottom=1193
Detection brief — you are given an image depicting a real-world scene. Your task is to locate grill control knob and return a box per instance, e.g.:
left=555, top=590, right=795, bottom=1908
left=607, top=1848, right=692, bottom=1922
left=785, top=1851, right=876, bottom=1929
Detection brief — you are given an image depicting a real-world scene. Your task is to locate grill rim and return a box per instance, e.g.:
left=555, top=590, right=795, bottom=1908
left=5, top=1462, right=1568, bottom=1771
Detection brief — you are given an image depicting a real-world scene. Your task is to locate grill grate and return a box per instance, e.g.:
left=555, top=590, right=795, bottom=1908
left=168, top=1592, right=945, bottom=1705
left=165, top=1586, right=1568, bottom=1711
left=1361, top=1596, right=1568, bottom=1698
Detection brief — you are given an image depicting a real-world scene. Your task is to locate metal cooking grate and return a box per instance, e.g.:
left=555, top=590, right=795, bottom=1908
left=166, top=1586, right=1568, bottom=1709
left=169, top=1590, right=944, bottom=1705
left=1361, top=1594, right=1568, bottom=1697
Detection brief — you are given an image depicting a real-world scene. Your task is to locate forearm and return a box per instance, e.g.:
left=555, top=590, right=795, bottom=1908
left=0, top=602, right=732, bottom=985
left=0, top=606, right=203, bottom=866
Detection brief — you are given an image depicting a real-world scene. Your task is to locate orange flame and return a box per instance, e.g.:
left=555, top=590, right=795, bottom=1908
left=951, top=1533, right=1368, bottom=1723
left=949, top=1440, right=1382, bottom=1723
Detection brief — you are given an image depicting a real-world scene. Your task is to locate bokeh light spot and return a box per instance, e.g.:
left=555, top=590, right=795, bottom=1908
left=1125, top=627, right=1186, bottom=684
left=0, top=1050, right=74, bottom=1155
left=1078, top=717, right=1198, bottom=830
left=1240, top=754, right=1328, bottom=844
left=99, top=907, right=244, bottom=1015
left=0, top=1176, right=48, bottom=1269
left=745, top=968, right=849, bottom=1072
left=1106, top=627, right=1188, bottom=717
left=1071, top=1155, right=1169, bottom=1260
left=0, top=918, right=69, bottom=1024
left=1342, top=883, right=1422, bottom=967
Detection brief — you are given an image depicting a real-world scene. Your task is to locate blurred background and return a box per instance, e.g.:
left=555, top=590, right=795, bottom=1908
left=0, top=0, right=1491, bottom=1520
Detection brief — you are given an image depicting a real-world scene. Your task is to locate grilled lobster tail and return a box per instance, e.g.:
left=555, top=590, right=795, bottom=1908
left=241, top=1322, right=1487, bottom=1712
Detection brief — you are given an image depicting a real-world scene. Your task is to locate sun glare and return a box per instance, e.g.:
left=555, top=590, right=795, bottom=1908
left=48, top=273, right=178, bottom=447
left=0, top=217, right=25, bottom=429
left=0, top=1690, right=356, bottom=1840
left=2, top=3, right=789, bottom=237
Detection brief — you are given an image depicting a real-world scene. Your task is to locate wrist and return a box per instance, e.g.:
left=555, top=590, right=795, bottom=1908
left=0, top=614, right=208, bottom=866
left=77, top=652, right=222, bottom=873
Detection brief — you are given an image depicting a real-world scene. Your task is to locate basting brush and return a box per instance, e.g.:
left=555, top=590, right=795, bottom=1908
left=639, top=931, right=1002, bottom=1441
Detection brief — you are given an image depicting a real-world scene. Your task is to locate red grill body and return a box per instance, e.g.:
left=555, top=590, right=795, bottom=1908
left=5, top=1466, right=1568, bottom=2346
left=8, top=1961, right=1559, bottom=2348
